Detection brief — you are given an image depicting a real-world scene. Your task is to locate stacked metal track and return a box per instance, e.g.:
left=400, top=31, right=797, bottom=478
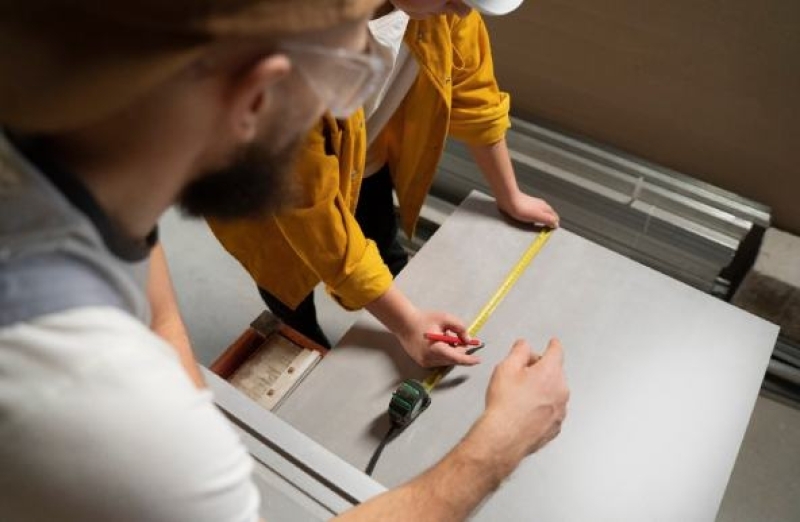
left=765, top=338, right=800, bottom=402
left=426, top=118, right=771, bottom=297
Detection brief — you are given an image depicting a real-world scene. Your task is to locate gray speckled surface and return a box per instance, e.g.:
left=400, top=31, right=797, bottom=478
left=276, top=192, right=778, bottom=522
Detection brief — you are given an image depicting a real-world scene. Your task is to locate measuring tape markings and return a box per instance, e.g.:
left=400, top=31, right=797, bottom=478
left=421, top=228, right=554, bottom=391
left=372, top=228, right=555, bottom=475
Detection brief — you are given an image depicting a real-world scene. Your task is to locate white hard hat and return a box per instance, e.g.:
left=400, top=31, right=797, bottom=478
left=463, top=0, right=525, bottom=16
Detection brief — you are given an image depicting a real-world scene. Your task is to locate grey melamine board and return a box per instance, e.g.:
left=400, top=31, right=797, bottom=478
left=277, top=192, right=778, bottom=521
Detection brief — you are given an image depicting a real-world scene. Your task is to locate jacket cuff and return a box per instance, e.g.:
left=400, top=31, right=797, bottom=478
left=326, top=240, right=394, bottom=311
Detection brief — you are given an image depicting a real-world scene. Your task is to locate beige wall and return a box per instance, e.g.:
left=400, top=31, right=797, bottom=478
left=485, top=1, right=800, bottom=233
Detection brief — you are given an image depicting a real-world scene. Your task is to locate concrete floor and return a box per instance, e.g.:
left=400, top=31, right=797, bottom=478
left=161, top=209, right=800, bottom=522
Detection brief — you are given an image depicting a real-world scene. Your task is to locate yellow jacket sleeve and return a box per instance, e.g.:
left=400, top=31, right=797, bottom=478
left=447, top=11, right=511, bottom=145
left=273, top=116, right=393, bottom=311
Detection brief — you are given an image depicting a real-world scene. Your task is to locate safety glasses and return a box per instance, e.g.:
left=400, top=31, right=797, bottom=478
left=280, top=39, right=387, bottom=119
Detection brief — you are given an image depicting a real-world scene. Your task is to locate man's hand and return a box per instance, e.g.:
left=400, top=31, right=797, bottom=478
left=335, top=339, right=568, bottom=522
left=396, top=309, right=481, bottom=368
left=498, top=192, right=559, bottom=229
left=479, top=338, right=569, bottom=465
left=365, top=284, right=480, bottom=368
left=468, top=139, right=560, bottom=229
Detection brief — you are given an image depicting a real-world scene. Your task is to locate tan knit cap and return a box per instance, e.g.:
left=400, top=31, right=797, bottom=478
left=0, top=0, right=382, bottom=132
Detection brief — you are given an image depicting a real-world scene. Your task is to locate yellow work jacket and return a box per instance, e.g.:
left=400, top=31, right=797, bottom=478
left=208, top=11, right=510, bottom=311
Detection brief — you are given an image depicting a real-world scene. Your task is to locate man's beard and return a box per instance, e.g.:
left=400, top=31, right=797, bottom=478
left=178, top=136, right=301, bottom=220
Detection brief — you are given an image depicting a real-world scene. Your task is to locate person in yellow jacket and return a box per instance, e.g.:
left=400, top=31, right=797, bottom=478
left=208, top=0, right=559, bottom=367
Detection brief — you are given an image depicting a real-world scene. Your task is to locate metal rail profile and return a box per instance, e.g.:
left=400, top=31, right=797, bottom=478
left=424, top=118, right=770, bottom=297
left=765, top=337, right=800, bottom=401
left=204, top=369, right=385, bottom=520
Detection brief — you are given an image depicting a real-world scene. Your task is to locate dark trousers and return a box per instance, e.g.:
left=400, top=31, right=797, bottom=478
left=258, top=164, right=408, bottom=348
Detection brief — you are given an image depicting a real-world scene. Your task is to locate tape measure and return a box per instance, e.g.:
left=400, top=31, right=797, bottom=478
left=388, top=379, right=431, bottom=428
left=387, top=228, right=554, bottom=425
left=421, top=228, right=553, bottom=391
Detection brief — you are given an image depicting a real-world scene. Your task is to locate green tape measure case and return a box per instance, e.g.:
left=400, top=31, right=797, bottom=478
left=388, top=379, right=431, bottom=429
left=369, top=229, right=553, bottom=475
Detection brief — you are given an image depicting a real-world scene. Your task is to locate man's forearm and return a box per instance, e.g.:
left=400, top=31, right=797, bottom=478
left=148, top=243, right=205, bottom=388
left=468, top=138, right=518, bottom=207
left=334, top=415, right=520, bottom=522
left=335, top=339, right=569, bottom=521
left=364, top=284, right=477, bottom=367
left=468, top=139, right=559, bottom=228
left=364, top=284, right=418, bottom=338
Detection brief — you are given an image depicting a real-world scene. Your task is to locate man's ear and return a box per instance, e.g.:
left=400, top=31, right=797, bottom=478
left=225, top=54, right=291, bottom=143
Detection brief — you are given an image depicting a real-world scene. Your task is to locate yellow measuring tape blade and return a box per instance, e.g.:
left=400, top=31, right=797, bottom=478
left=422, top=228, right=553, bottom=391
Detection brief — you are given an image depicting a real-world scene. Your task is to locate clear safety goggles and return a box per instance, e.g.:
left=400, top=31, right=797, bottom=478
left=280, top=38, right=387, bottom=119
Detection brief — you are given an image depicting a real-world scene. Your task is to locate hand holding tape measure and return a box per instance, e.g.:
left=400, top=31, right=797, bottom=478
left=367, top=229, right=554, bottom=476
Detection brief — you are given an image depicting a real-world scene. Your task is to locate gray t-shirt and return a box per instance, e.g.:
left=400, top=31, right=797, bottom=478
left=0, top=132, right=260, bottom=521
